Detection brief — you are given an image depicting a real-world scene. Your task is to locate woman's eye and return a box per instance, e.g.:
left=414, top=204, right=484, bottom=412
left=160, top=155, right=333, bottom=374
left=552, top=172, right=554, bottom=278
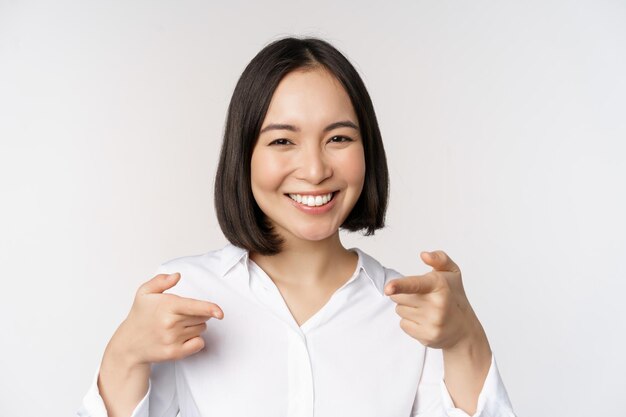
left=329, top=135, right=353, bottom=143
left=269, top=138, right=292, bottom=146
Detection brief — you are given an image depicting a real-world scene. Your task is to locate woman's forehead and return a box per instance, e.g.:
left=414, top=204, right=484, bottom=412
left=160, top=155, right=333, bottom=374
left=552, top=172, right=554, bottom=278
left=262, top=68, right=357, bottom=131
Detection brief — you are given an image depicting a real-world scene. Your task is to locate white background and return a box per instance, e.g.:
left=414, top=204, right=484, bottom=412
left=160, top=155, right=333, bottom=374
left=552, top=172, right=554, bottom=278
left=1, top=1, right=625, bottom=416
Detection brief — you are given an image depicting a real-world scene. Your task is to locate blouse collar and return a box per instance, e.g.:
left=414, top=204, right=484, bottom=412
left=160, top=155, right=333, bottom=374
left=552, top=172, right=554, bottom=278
left=218, top=242, right=387, bottom=297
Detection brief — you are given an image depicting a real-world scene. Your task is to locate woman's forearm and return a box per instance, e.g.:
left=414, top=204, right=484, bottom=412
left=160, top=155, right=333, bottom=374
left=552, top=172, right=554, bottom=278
left=97, top=325, right=151, bottom=417
left=441, top=317, right=492, bottom=415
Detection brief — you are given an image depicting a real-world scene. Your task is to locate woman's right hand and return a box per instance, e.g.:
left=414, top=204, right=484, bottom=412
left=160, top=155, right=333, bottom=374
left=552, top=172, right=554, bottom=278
left=109, top=272, right=223, bottom=367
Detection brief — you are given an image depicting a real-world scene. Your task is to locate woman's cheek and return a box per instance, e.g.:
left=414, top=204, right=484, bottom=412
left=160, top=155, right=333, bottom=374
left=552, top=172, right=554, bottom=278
left=340, top=146, right=366, bottom=187
left=251, top=151, right=286, bottom=190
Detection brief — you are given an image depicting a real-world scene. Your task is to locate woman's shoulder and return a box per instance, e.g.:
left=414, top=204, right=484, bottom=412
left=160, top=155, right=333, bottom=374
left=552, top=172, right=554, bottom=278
left=155, top=242, right=247, bottom=277
left=154, top=243, right=249, bottom=298
left=350, top=246, right=405, bottom=291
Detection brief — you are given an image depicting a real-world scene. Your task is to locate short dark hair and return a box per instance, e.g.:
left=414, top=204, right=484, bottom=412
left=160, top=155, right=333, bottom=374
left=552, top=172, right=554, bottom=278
left=214, top=36, right=389, bottom=256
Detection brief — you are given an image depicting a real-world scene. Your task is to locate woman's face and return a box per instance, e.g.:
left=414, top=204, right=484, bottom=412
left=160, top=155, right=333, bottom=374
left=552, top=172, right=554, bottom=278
left=250, top=67, right=365, bottom=244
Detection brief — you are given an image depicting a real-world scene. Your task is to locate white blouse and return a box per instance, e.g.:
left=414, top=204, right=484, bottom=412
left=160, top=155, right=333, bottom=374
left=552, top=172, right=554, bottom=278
left=78, top=243, right=516, bottom=417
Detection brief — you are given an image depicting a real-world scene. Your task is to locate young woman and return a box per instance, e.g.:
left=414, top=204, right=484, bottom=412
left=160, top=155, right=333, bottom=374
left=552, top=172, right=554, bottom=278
left=79, top=37, right=516, bottom=417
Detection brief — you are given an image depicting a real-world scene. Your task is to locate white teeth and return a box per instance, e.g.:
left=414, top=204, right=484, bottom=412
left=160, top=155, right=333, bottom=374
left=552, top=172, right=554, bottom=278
left=288, top=192, right=334, bottom=206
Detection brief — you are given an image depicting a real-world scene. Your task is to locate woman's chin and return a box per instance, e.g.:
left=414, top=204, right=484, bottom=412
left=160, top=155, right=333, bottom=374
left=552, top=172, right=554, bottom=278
left=291, top=226, right=338, bottom=243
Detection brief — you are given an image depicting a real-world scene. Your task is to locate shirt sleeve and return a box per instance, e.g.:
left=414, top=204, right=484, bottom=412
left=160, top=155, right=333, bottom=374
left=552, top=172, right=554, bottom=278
left=77, top=360, right=178, bottom=417
left=411, top=347, right=516, bottom=417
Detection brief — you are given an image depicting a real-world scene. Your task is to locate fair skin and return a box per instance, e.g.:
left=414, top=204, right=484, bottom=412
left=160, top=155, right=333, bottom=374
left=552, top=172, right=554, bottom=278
left=248, top=66, right=365, bottom=325
left=97, top=65, right=490, bottom=417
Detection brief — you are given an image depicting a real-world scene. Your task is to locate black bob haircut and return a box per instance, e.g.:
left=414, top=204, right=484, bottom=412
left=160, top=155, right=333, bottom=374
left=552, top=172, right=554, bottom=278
left=214, top=36, right=389, bottom=256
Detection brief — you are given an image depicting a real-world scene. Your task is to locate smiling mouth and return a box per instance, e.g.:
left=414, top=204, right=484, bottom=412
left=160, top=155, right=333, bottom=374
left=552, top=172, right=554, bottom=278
left=285, top=191, right=337, bottom=207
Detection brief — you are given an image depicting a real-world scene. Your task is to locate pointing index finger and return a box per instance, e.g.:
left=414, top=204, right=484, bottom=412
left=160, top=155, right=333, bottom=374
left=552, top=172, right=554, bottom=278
left=384, top=274, right=438, bottom=296
left=171, top=296, right=222, bottom=318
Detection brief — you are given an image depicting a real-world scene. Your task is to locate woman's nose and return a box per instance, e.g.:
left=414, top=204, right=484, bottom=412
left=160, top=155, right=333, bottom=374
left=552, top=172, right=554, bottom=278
left=297, top=148, right=333, bottom=185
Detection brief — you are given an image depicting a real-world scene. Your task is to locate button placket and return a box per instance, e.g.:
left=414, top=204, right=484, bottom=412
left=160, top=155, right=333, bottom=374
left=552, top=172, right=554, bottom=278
left=287, top=329, right=315, bottom=417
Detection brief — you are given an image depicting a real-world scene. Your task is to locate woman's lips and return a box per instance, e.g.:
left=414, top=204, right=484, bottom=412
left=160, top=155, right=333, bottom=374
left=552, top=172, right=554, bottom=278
left=284, top=191, right=339, bottom=214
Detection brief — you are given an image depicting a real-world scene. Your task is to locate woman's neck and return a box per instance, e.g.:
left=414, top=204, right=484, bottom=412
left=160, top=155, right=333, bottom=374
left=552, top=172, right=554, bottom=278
left=249, top=231, right=358, bottom=289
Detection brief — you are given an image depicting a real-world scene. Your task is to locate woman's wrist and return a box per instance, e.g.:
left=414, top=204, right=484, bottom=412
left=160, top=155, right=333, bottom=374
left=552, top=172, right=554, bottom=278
left=443, top=313, right=491, bottom=359
left=103, top=321, right=149, bottom=373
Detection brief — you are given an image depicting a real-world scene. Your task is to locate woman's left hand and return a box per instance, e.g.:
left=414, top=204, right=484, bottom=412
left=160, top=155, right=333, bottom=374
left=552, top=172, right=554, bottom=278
left=384, top=250, right=482, bottom=350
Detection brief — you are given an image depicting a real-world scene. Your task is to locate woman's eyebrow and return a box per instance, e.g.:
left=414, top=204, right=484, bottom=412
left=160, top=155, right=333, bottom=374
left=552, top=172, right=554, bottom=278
left=260, top=120, right=359, bottom=134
